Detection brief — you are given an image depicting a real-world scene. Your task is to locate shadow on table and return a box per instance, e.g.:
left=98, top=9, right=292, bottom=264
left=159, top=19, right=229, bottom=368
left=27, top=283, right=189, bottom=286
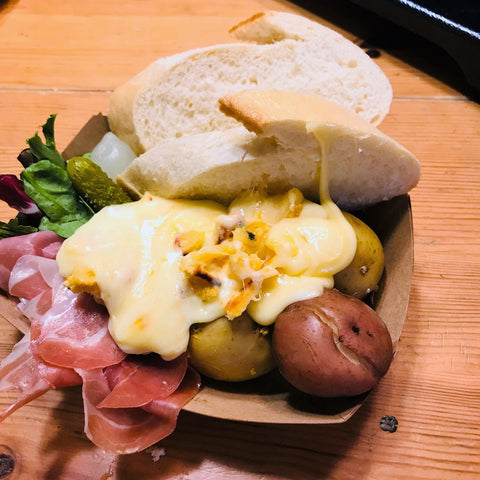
left=114, top=400, right=377, bottom=480
left=31, top=382, right=375, bottom=479
left=0, top=0, right=19, bottom=14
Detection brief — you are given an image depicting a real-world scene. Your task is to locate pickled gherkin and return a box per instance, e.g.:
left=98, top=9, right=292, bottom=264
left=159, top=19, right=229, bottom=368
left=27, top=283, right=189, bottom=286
left=66, top=156, right=131, bottom=211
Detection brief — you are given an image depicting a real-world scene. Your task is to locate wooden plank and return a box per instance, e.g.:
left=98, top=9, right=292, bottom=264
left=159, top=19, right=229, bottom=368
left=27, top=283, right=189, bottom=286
left=0, top=294, right=29, bottom=334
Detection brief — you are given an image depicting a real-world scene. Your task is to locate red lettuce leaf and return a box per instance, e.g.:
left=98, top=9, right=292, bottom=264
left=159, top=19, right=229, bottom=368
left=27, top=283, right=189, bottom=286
left=0, top=174, right=42, bottom=217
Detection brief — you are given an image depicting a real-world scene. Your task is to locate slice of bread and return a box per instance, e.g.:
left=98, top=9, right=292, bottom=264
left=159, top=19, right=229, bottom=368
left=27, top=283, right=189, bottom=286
left=108, top=11, right=393, bottom=154
left=117, top=90, right=420, bottom=210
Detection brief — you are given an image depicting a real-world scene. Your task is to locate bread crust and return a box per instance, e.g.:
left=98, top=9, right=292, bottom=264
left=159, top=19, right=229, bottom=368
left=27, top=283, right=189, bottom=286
left=219, top=90, right=378, bottom=138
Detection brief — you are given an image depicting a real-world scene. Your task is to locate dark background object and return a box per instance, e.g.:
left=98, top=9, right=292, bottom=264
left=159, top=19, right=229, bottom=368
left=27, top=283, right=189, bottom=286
left=349, top=0, right=480, bottom=91
left=292, top=0, right=480, bottom=98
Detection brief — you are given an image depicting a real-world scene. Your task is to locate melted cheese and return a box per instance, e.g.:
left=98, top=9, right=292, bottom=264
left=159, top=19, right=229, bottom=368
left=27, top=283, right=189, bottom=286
left=247, top=274, right=333, bottom=325
left=56, top=123, right=357, bottom=360
left=245, top=123, right=357, bottom=325
left=57, top=195, right=226, bottom=360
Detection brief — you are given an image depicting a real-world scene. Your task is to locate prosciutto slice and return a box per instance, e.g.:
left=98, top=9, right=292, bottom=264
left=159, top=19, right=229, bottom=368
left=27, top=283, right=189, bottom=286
left=7, top=250, right=126, bottom=370
left=9, top=255, right=64, bottom=316
left=31, top=289, right=127, bottom=370
left=0, top=332, right=81, bottom=422
left=78, top=359, right=201, bottom=454
left=0, top=230, right=62, bottom=291
left=98, top=353, right=188, bottom=409
left=0, top=231, right=202, bottom=454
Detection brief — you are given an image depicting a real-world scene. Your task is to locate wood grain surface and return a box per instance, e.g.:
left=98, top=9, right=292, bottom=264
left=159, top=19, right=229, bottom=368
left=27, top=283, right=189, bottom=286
left=0, top=0, right=479, bottom=479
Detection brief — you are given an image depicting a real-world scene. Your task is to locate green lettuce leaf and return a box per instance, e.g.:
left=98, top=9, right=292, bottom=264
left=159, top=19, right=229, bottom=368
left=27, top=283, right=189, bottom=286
left=20, top=160, right=93, bottom=237
left=26, top=114, right=65, bottom=168
left=38, top=217, right=89, bottom=238
left=0, top=218, right=38, bottom=239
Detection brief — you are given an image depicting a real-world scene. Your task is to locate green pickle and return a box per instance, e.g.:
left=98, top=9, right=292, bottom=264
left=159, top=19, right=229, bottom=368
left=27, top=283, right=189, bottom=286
left=66, top=156, right=131, bottom=211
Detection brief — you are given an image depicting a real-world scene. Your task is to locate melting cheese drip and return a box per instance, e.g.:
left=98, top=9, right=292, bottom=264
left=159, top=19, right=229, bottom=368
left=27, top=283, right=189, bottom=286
left=308, top=120, right=357, bottom=256
left=247, top=123, right=357, bottom=324
left=56, top=123, right=356, bottom=360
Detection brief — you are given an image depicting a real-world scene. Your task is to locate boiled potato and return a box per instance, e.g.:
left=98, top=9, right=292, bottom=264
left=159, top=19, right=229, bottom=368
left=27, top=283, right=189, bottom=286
left=188, top=313, right=276, bottom=382
left=334, top=212, right=384, bottom=298
left=272, top=289, right=393, bottom=397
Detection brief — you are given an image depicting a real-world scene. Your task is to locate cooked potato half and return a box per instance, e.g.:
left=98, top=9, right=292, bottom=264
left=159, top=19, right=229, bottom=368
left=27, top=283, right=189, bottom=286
left=188, top=313, right=276, bottom=382
left=334, top=212, right=384, bottom=299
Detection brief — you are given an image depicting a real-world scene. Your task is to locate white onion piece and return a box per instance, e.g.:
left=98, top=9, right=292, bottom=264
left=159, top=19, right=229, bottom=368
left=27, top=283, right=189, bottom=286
left=90, top=132, right=137, bottom=179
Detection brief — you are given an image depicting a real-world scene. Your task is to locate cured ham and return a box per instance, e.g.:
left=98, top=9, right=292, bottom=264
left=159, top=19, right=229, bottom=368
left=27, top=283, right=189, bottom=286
left=98, top=353, right=189, bottom=409
left=0, top=230, right=62, bottom=291
left=30, top=287, right=127, bottom=370
left=78, top=358, right=200, bottom=454
left=7, top=248, right=127, bottom=369
left=0, top=332, right=81, bottom=422
left=0, top=232, right=201, bottom=454
left=9, top=255, right=63, bottom=316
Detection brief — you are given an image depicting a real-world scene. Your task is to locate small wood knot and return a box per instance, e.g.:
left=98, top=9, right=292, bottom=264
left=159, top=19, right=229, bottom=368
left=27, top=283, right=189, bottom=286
left=380, top=415, right=399, bottom=433
left=0, top=453, right=15, bottom=479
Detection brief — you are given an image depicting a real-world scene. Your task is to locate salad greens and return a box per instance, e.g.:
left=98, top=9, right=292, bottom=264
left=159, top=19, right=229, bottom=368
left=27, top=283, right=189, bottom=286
left=0, top=114, right=94, bottom=239
left=26, top=114, right=66, bottom=168
left=21, top=160, right=94, bottom=238
left=0, top=174, right=42, bottom=217
left=0, top=218, right=37, bottom=238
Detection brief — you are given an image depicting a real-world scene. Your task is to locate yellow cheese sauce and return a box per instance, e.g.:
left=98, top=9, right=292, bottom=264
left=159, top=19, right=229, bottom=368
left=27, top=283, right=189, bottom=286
left=56, top=123, right=356, bottom=360
left=57, top=195, right=226, bottom=359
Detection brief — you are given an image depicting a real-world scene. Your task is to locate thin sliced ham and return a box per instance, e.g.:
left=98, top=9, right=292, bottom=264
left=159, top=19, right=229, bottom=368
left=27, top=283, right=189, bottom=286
left=78, top=363, right=200, bottom=454
left=145, top=367, right=202, bottom=420
left=0, top=230, right=62, bottom=291
left=99, top=353, right=188, bottom=409
left=9, top=255, right=55, bottom=301
left=0, top=332, right=81, bottom=422
left=9, top=255, right=62, bottom=315
left=30, top=290, right=127, bottom=370
left=7, top=247, right=127, bottom=370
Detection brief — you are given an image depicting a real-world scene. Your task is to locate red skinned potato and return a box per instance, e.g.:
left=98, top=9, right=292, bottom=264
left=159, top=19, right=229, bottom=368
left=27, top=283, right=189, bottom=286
left=272, top=289, right=393, bottom=397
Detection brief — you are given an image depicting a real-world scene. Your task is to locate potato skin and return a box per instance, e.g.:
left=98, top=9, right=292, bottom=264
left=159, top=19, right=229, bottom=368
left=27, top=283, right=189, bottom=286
left=272, top=289, right=393, bottom=397
left=188, top=313, right=276, bottom=382
left=334, top=212, right=384, bottom=299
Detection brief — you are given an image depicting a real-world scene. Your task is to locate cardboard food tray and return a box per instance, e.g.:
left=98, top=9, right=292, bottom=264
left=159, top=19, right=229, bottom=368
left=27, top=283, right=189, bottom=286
left=3, top=113, right=414, bottom=425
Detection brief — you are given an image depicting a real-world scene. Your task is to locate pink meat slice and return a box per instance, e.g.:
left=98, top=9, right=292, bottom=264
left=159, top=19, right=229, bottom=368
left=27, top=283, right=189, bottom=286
left=0, top=230, right=62, bottom=291
left=145, top=367, right=202, bottom=420
left=78, top=363, right=201, bottom=454
left=7, top=250, right=127, bottom=370
left=99, top=353, right=189, bottom=408
left=30, top=290, right=127, bottom=370
left=0, top=332, right=81, bottom=422
left=9, top=255, right=63, bottom=316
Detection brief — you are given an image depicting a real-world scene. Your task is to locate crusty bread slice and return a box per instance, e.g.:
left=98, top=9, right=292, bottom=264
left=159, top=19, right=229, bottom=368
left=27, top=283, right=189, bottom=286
left=117, top=90, right=420, bottom=210
left=107, top=46, right=216, bottom=154
left=108, top=11, right=393, bottom=154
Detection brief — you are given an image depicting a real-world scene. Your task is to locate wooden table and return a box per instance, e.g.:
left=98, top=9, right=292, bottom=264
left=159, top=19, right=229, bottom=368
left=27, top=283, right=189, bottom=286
left=1, top=1, right=479, bottom=478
